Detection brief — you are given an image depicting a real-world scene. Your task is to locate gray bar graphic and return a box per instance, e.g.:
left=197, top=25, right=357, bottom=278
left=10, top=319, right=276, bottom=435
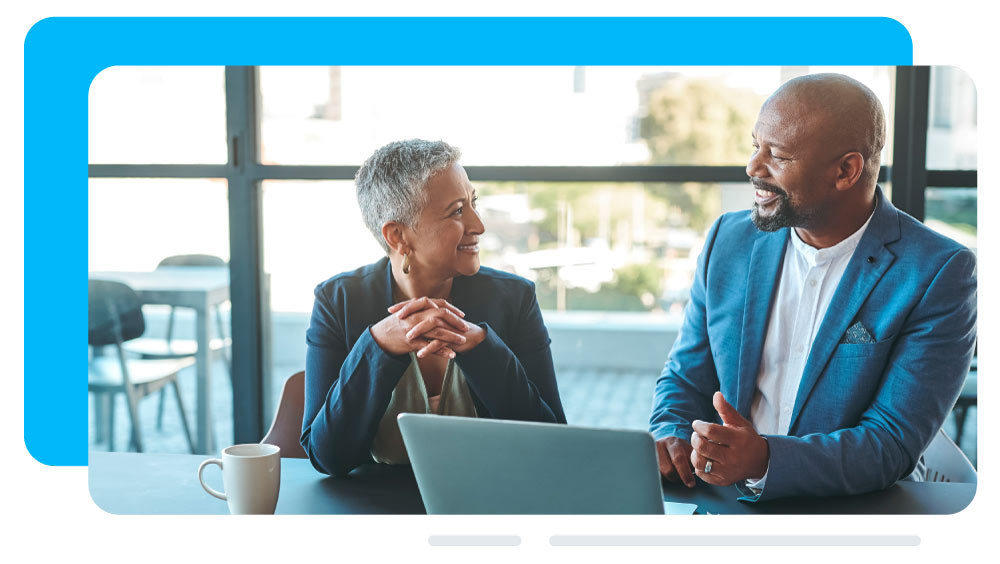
left=550, top=535, right=920, bottom=546
left=429, top=535, right=522, bottom=546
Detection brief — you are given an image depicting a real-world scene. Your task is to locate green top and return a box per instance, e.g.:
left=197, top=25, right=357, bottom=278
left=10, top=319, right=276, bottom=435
left=371, top=352, right=478, bottom=464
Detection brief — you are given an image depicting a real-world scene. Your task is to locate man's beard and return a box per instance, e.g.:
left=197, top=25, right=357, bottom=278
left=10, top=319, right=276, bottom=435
left=749, top=180, right=816, bottom=231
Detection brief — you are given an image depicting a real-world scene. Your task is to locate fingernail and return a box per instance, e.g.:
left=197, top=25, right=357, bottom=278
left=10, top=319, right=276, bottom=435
left=449, top=351, right=456, bottom=359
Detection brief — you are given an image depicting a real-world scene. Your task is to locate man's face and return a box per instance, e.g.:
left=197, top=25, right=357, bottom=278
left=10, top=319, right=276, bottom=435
left=746, top=97, right=839, bottom=232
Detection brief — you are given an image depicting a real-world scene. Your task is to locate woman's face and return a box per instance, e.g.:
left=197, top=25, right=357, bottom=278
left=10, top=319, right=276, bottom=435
left=406, top=163, right=485, bottom=279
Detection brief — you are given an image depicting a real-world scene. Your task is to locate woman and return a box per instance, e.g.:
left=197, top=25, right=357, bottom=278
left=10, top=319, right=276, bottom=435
left=301, top=139, right=566, bottom=477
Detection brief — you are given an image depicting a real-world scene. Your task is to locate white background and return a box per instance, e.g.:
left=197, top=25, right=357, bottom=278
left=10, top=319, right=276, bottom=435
left=4, top=2, right=994, bottom=562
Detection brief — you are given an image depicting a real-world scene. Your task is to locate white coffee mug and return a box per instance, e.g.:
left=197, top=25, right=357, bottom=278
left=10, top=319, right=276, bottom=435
left=198, top=443, right=281, bottom=514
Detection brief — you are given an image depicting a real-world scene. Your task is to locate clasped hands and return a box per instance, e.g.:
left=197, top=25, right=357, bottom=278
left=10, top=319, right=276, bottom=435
left=371, top=296, right=486, bottom=359
left=655, top=391, right=769, bottom=488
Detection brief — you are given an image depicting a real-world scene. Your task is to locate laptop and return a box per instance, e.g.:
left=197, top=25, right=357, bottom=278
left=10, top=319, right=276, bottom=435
left=397, top=413, right=696, bottom=515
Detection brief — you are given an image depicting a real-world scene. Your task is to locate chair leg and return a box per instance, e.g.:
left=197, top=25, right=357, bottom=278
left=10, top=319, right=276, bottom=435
left=123, top=387, right=144, bottom=453
left=171, top=379, right=197, bottom=454
left=107, top=393, right=116, bottom=452
left=156, top=388, right=167, bottom=430
left=93, top=393, right=106, bottom=445
left=216, top=307, right=232, bottom=376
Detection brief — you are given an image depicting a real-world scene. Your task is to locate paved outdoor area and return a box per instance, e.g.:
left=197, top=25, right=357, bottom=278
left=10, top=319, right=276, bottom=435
left=88, top=357, right=979, bottom=469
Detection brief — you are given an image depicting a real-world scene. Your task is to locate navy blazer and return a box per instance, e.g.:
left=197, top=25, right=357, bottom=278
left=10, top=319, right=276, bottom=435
left=301, top=257, right=567, bottom=477
left=650, top=187, right=977, bottom=501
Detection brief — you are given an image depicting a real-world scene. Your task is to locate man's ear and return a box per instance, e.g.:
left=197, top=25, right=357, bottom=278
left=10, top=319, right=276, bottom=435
left=834, top=152, right=865, bottom=191
left=381, top=221, right=408, bottom=255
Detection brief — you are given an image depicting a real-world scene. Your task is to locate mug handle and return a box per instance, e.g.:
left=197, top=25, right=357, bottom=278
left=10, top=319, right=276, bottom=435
left=198, top=458, right=227, bottom=501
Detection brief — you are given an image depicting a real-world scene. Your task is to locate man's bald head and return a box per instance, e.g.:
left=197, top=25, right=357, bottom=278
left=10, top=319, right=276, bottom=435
left=764, top=73, right=886, bottom=187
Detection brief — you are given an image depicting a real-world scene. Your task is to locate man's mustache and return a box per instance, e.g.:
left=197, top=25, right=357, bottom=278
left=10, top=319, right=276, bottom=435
left=750, top=179, right=787, bottom=198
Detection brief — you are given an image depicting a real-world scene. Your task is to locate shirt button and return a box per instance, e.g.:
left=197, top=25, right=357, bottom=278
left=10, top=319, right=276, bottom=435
left=796, top=345, right=805, bottom=353
left=809, top=279, right=817, bottom=287
left=783, top=406, right=792, bottom=413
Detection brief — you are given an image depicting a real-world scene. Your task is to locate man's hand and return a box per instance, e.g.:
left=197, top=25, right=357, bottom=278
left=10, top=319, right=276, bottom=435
left=655, top=436, right=696, bottom=488
left=689, top=391, right=769, bottom=486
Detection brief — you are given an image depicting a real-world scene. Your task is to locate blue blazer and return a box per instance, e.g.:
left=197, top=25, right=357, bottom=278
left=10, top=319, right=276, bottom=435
left=301, top=257, right=567, bottom=477
left=650, top=187, right=977, bottom=501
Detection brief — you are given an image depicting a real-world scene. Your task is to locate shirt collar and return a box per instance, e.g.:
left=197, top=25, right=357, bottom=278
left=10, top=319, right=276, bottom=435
left=789, top=199, right=878, bottom=266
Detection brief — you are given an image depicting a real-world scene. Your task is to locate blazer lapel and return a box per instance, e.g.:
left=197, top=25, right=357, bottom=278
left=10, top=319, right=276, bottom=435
left=736, top=230, right=788, bottom=417
left=787, top=189, right=900, bottom=431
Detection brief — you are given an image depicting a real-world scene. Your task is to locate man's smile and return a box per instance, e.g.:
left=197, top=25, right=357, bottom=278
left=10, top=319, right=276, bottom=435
left=754, top=189, right=780, bottom=206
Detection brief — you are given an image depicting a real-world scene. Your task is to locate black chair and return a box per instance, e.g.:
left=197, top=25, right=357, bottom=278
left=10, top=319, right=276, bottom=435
left=89, top=279, right=196, bottom=453
left=123, top=254, right=232, bottom=430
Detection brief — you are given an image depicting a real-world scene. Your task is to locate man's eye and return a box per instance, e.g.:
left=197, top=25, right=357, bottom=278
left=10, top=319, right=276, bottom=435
left=452, top=207, right=464, bottom=216
left=472, top=196, right=478, bottom=208
left=772, top=154, right=788, bottom=161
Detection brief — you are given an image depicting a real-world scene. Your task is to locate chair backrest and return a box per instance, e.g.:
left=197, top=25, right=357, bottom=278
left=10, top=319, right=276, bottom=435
left=89, top=279, right=145, bottom=346
left=261, top=371, right=307, bottom=459
left=157, top=254, right=227, bottom=268
left=923, top=428, right=977, bottom=484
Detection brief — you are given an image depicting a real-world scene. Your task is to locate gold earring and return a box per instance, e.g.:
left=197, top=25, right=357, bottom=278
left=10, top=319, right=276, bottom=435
left=402, top=252, right=411, bottom=275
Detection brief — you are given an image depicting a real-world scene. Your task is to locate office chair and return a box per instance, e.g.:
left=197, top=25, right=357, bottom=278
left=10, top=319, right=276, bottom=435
left=261, top=371, right=308, bottom=458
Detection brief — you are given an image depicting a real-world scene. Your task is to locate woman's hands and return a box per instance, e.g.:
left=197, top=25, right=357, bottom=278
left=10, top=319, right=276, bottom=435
left=371, top=297, right=486, bottom=359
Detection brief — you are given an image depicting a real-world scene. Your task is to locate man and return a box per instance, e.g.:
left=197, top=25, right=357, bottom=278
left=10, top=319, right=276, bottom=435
left=649, top=73, right=977, bottom=501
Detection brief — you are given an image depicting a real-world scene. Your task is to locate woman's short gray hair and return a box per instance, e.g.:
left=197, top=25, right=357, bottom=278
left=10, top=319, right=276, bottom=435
left=355, top=139, right=462, bottom=254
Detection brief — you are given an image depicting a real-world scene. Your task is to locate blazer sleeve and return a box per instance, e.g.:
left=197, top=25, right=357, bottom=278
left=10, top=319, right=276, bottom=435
left=454, top=282, right=567, bottom=424
left=300, top=284, right=411, bottom=477
left=739, top=248, right=977, bottom=501
left=649, top=215, right=725, bottom=441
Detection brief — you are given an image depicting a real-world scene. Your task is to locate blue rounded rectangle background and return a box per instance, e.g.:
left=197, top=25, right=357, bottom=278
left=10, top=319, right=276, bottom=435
left=23, top=17, right=913, bottom=467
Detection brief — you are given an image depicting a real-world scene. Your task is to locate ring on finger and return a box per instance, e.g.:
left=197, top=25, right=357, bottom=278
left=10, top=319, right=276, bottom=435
left=704, top=460, right=713, bottom=474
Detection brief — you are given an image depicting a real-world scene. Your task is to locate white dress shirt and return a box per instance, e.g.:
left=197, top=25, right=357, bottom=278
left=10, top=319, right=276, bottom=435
left=745, top=205, right=876, bottom=489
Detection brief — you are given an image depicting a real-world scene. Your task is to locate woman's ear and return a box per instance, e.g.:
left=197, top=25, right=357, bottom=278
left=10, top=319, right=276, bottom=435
left=381, top=221, right=408, bottom=255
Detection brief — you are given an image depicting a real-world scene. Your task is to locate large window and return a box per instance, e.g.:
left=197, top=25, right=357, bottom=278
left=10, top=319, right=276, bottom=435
left=88, top=65, right=975, bottom=459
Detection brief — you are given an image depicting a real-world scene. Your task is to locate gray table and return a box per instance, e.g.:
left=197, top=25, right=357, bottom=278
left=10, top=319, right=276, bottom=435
left=90, top=267, right=230, bottom=454
left=88, top=452, right=976, bottom=515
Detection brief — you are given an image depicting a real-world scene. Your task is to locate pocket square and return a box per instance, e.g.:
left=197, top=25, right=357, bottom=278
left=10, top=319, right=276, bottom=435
left=841, top=321, right=875, bottom=344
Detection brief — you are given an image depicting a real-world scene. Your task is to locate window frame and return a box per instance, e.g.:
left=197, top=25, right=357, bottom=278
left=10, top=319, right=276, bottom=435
left=87, top=65, right=977, bottom=444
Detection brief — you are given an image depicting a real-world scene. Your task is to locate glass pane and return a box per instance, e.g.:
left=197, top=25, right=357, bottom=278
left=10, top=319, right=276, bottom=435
left=262, top=180, right=384, bottom=405
left=927, top=67, right=977, bottom=169
left=258, top=66, right=894, bottom=167
left=88, top=178, right=231, bottom=270
left=89, top=66, right=227, bottom=164
left=925, top=188, right=977, bottom=253
left=475, top=181, right=727, bottom=315
left=88, top=178, right=232, bottom=453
